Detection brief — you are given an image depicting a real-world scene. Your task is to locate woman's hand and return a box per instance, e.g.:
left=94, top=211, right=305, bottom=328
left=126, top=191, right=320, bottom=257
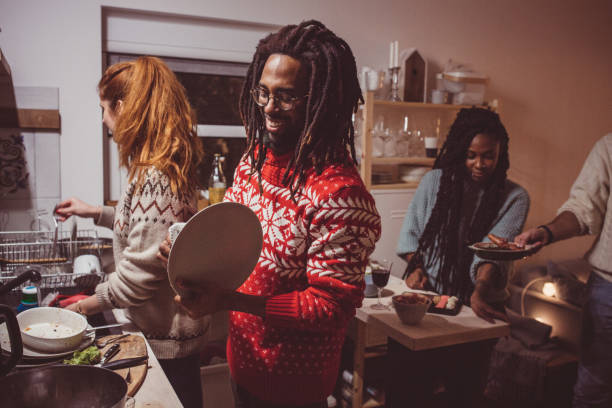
left=470, top=288, right=507, bottom=323
left=404, top=268, right=428, bottom=290
left=63, top=295, right=102, bottom=316
left=156, top=233, right=172, bottom=266
left=65, top=302, right=80, bottom=313
left=54, top=198, right=101, bottom=221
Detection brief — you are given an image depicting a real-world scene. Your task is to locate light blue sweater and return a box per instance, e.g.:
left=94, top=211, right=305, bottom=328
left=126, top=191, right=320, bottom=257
left=396, top=169, right=530, bottom=295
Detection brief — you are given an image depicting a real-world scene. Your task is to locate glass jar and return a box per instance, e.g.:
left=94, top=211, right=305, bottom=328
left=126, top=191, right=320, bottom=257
left=16, top=285, right=38, bottom=313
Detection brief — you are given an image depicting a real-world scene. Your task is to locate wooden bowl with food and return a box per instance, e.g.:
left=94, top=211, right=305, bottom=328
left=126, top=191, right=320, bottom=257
left=392, top=293, right=432, bottom=325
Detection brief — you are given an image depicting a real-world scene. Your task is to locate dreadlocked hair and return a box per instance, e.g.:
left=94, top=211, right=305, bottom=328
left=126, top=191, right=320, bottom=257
left=406, top=107, right=510, bottom=303
left=239, top=20, right=363, bottom=198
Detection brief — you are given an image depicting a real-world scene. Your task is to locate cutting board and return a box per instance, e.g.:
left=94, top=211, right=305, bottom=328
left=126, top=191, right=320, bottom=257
left=98, top=334, right=148, bottom=397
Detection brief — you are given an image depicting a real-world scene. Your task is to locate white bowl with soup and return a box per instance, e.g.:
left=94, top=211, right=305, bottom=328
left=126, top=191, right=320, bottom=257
left=17, top=307, right=88, bottom=353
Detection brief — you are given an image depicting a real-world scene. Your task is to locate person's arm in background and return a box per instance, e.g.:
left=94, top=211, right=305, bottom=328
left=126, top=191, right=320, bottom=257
left=403, top=253, right=428, bottom=289
left=515, top=136, right=610, bottom=248
left=469, top=185, right=530, bottom=322
left=470, top=263, right=509, bottom=323
left=515, top=211, right=582, bottom=248
left=396, top=171, right=438, bottom=289
left=54, top=197, right=104, bottom=223
left=56, top=197, right=111, bottom=315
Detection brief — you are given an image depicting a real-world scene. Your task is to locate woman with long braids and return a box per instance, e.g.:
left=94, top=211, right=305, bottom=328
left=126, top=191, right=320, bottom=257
left=390, top=107, right=530, bottom=407
left=398, top=107, right=529, bottom=320
left=159, top=20, right=381, bottom=408
left=55, top=56, right=208, bottom=408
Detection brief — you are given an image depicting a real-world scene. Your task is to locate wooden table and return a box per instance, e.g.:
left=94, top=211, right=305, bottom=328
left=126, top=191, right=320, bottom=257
left=368, top=301, right=510, bottom=352
left=347, top=275, right=510, bottom=408
left=346, top=275, right=408, bottom=408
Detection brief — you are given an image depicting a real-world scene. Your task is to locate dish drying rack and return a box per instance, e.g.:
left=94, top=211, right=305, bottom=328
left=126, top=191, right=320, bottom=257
left=0, top=230, right=107, bottom=293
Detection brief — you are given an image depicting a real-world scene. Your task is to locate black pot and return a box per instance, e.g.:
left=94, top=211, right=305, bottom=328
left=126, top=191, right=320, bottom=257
left=0, top=365, right=129, bottom=408
left=0, top=304, right=22, bottom=376
left=0, top=268, right=41, bottom=375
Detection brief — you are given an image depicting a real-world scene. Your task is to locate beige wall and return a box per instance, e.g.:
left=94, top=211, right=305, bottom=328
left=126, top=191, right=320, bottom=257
left=1, top=0, right=611, bottom=264
left=371, top=0, right=612, bottom=266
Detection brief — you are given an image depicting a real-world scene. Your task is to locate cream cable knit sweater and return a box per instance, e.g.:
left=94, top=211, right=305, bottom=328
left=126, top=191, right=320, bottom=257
left=94, top=167, right=210, bottom=358
left=558, top=133, right=612, bottom=282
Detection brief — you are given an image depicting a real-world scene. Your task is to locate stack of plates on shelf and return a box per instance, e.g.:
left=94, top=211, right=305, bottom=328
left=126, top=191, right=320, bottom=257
left=0, top=322, right=95, bottom=368
left=372, top=172, right=395, bottom=184
left=399, top=166, right=429, bottom=184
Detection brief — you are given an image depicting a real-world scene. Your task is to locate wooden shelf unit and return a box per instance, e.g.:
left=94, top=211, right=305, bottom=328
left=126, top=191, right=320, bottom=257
left=359, top=91, right=488, bottom=190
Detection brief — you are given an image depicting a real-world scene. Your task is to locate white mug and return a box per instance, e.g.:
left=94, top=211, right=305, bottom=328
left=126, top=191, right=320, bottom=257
left=431, top=90, right=448, bottom=104
left=73, top=254, right=101, bottom=275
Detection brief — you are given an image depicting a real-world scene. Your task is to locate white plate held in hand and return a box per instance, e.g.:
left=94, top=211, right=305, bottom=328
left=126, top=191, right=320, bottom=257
left=167, top=202, right=263, bottom=297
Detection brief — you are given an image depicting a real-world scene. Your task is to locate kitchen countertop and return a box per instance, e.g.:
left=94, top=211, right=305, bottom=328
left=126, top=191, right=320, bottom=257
left=105, top=309, right=183, bottom=408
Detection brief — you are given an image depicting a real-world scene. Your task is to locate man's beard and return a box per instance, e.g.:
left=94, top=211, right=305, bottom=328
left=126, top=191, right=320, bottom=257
left=263, top=131, right=298, bottom=155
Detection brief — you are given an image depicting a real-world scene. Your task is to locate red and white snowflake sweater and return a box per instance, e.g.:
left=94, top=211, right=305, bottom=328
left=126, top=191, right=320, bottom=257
left=225, top=150, right=381, bottom=405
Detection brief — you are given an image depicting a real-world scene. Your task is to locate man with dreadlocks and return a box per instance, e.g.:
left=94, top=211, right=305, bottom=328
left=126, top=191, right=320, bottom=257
left=390, top=107, right=530, bottom=407
left=170, top=20, right=381, bottom=407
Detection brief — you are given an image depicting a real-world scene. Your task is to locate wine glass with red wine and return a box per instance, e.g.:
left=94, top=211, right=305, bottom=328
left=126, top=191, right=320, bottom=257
left=370, top=260, right=392, bottom=310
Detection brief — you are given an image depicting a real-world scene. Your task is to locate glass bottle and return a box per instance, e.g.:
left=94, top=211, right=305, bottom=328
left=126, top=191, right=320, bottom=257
left=208, top=154, right=227, bottom=206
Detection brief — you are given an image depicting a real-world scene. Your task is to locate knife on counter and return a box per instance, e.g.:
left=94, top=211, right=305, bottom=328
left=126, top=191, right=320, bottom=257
left=95, top=343, right=148, bottom=370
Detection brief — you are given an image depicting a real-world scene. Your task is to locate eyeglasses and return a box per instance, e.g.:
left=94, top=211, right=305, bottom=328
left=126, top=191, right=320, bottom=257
left=250, top=87, right=308, bottom=111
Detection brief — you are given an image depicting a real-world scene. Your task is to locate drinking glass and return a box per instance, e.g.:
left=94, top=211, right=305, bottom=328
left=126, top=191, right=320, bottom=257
left=409, top=129, right=425, bottom=157
left=380, top=128, right=396, bottom=157
left=396, top=115, right=412, bottom=156
left=372, top=116, right=386, bottom=158
left=370, top=259, right=392, bottom=310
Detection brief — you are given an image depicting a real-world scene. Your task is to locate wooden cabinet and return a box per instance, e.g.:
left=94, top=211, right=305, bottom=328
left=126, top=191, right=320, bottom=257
left=358, top=91, right=487, bottom=190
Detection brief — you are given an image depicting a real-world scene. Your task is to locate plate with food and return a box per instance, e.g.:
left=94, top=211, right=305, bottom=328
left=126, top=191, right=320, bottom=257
left=167, top=202, right=263, bottom=298
left=468, top=234, right=537, bottom=261
left=402, top=290, right=462, bottom=316
left=0, top=322, right=95, bottom=359
left=428, top=295, right=462, bottom=316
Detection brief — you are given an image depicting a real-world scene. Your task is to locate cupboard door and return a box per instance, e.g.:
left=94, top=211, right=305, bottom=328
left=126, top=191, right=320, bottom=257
left=370, top=188, right=416, bottom=277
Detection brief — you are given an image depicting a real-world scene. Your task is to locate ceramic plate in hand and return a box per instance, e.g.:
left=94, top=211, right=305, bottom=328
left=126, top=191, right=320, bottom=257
left=468, top=242, right=537, bottom=261
left=0, top=323, right=95, bottom=359
left=167, top=202, right=263, bottom=297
